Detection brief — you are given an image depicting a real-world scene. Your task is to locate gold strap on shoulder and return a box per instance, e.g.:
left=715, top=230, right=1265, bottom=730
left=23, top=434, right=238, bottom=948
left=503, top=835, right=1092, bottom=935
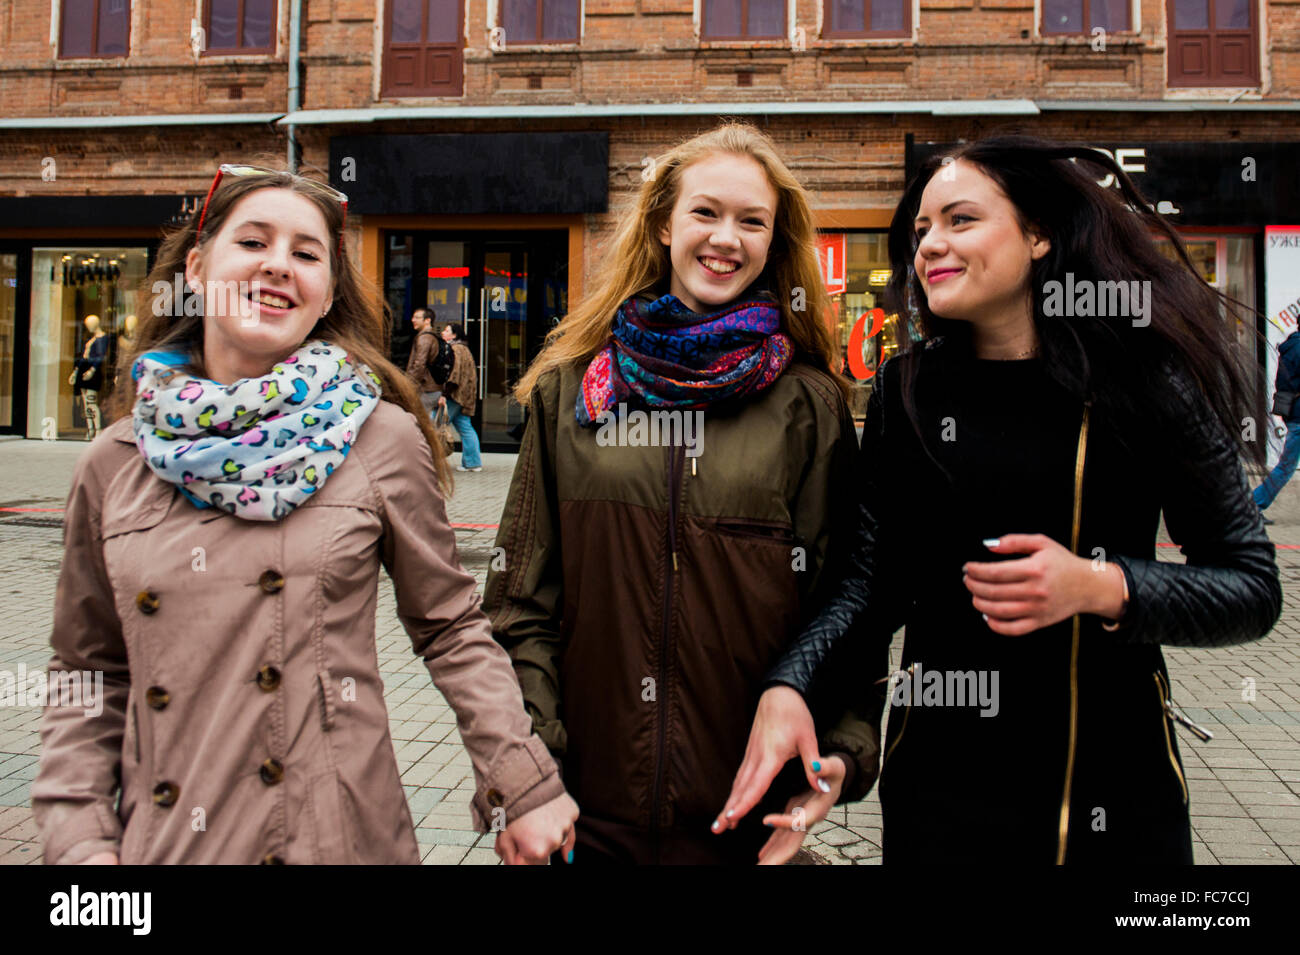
left=1056, top=403, right=1090, bottom=865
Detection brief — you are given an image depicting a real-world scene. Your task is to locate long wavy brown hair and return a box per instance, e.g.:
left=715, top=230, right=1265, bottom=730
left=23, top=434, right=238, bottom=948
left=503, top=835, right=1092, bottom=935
left=110, top=163, right=452, bottom=494
left=515, top=122, right=847, bottom=402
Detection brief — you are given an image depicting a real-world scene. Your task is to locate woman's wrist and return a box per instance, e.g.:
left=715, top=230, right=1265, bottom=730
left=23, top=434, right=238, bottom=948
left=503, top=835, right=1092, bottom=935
left=1084, top=559, right=1128, bottom=623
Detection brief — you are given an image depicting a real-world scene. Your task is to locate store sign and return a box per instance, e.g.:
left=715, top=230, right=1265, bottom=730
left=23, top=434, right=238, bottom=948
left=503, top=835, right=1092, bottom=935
left=1265, top=226, right=1300, bottom=463
left=818, top=233, right=847, bottom=295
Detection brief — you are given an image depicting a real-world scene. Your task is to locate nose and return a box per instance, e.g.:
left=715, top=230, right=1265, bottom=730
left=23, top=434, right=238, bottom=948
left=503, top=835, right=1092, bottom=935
left=709, top=217, right=741, bottom=252
left=916, top=227, right=946, bottom=266
left=260, top=239, right=293, bottom=279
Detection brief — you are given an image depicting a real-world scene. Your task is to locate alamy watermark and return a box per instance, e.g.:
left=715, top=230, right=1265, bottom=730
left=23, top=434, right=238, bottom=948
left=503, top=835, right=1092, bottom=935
left=152, top=273, right=267, bottom=326
left=594, top=403, right=704, bottom=458
left=0, top=665, right=104, bottom=717
left=1042, top=273, right=1151, bottom=328
left=889, top=663, right=1000, bottom=717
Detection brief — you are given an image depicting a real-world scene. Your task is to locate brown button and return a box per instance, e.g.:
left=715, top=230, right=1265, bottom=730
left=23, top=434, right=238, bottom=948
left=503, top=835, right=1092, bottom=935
left=136, top=591, right=160, bottom=614
left=145, top=686, right=170, bottom=710
left=152, top=781, right=179, bottom=807
left=259, top=758, right=285, bottom=785
left=258, top=570, right=285, bottom=594
left=486, top=788, right=505, bottom=808
left=261, top=854, right=285, bottom=865
left=256, top=665, right=281, bottom=692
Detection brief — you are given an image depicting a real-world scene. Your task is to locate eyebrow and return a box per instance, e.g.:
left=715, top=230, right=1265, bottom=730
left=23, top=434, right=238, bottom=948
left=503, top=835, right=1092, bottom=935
left=688, top=195, right=772, bottom=215
left=913, top=200, right=979, bottom=225
left=236, top=219, right=327, bottom=248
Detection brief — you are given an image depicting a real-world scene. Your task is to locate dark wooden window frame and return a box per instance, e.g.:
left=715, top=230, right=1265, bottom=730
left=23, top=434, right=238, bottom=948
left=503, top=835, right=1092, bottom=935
left=382, top=0, right=466, bottom=98
left=201, top=0, right=278, bottom=56
left=498, top=0, right=581, bottom=45
left=701, top=0, right=788, bottom=41
left=57, top=0, right=132, bottom=59
left=821, top=0, right=912, bottom=39
left=1040, top=0, right=1133, bottom=35
left=1166, top=0, right=1261, bottom=87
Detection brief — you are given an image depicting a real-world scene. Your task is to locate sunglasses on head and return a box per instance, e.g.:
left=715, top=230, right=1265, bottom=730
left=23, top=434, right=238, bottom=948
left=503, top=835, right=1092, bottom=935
left=194, top=163, right=349, bottom=255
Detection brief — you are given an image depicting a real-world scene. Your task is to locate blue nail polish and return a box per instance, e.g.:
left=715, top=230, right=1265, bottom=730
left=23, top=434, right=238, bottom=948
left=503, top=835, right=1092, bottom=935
left=764, top=820, right=773, bottom=827
left=566, top=849, right=574, bottom=864
left=811, top=760, right=821, bottom=772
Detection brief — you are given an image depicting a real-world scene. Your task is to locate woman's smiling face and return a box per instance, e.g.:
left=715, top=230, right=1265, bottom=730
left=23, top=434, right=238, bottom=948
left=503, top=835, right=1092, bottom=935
left=912, top=158, right=1050, bottom=326
left=658, top=152, right=778, bottom=313
left=186, top=187, right=334, bottom=382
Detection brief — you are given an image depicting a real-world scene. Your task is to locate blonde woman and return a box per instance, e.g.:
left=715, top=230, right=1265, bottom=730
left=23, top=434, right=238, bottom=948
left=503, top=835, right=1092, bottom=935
left=33, top=163, right=577, bottom=864
left=484, top=124, right=885, bottom=865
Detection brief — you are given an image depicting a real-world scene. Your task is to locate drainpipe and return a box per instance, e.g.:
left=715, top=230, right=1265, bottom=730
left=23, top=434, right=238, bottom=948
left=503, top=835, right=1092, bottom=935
left=287, top=0, right=302, bottom=172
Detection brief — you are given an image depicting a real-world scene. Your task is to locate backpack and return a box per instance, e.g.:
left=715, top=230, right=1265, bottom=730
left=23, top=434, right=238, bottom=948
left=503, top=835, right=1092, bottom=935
left=425, top=334, right=455, bottom=386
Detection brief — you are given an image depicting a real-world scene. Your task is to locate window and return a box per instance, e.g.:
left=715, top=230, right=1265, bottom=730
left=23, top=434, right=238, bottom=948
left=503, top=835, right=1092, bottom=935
left=204, top=0, right=276, bottom=54
left=1166, top=0, right=1260, bottom=86
left=59, top=0, right=130, bottom=58
left=500, top=0, right=580, bottom=43
left=823, top=0, right=910, bottom=38
left=383, top=0, right=465, bottom=97
left=702, top=0, right=785, bottom=40
left=1042, top=0, right=1131, bottom=33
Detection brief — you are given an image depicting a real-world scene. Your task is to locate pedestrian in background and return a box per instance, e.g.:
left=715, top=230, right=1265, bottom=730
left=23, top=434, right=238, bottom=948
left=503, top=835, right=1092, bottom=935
left=32, top=162, right=576, bottom=865
left=438, top=322, right=483, bottom=472
left=1252, top=325, right=1300, bottom=524
left=719, top=135, right=1281, bottom=865
left=403, top=307, right=443, bottom=419
left=484, top=122, right=883, bottom=865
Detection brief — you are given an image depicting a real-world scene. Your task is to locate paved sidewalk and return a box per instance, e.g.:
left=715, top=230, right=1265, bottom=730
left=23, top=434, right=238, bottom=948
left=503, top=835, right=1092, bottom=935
left=1, top=434, right=1298, bottom=865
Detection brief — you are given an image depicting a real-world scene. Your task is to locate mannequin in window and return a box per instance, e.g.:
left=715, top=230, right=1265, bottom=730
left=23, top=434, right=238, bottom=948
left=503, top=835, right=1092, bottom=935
left=69, top=314, right=108, bottom=439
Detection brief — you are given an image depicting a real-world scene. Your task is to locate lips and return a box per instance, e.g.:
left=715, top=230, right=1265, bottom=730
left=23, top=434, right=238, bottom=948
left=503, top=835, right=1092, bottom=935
left=926, top=267, right=963, bottom=284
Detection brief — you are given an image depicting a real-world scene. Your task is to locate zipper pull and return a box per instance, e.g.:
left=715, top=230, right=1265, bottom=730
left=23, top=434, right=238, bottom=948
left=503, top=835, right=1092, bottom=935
left=692, top=457, right=697, bottom=476
left=1162, top=698, right=1215, bottom=742
left=672, top=550, right=678, bottom=573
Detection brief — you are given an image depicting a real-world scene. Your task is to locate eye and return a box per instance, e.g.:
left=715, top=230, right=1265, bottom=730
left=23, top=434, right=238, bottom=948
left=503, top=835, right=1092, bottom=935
left=295, top=250, right=321, bottom=262
left=951, top=213, right=973, bottom=226
left=691, top=207, right=715, bottom=217
left=238, top=239, right=264, bottom=249
left=914, top=226, right=929, bottom=240
left=744, top=217, right=767, bottom=228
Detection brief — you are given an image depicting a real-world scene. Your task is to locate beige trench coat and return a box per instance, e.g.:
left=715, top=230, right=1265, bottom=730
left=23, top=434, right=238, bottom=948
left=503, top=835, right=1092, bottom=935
left=33, top=400, right=564, bottom=864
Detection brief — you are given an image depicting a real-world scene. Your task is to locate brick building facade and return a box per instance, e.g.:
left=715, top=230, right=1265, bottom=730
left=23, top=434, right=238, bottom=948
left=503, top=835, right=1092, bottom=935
left=2, top=1, right=1298, bottom=444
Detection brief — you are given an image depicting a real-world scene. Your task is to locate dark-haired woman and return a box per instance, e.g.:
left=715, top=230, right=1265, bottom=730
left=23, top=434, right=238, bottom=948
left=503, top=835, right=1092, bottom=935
left=716, top=136, right=1281, bottom=864
left=32, top=164, right=576, bottom=864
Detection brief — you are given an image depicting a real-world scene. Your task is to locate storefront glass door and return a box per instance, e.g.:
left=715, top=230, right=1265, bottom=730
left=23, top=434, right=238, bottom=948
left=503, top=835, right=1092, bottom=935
left=0, top=253, right=17, bottom=431
left=386, top=230, right=568, bottom=451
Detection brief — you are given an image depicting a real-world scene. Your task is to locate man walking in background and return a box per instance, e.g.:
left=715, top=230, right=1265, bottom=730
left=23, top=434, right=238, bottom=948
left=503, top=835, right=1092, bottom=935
left=438, top=322, right=483, bottom=473
left=1254, top=324, right=1300, bottom=525
left=404, top=307, right=441, bottom=419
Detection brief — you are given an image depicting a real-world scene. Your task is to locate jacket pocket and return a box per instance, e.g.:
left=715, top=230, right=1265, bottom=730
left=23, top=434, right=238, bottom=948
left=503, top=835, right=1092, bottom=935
left=712, top=518, right=797, bottom=543
left=316, top=670, right=336, bottom=732
left=307, top=770, right=356, bottom=864
left=1153, top=671, right=1190, bottom=806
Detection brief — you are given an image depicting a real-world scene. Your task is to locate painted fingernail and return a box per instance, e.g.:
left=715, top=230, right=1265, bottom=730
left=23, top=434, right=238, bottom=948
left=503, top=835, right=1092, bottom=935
left=566, top=849, right=574, bottom=864
left=725, top=809, right=734, bottom=818
left=982, top=613, right=989, bottom=621
left=764, top=820, right=774, bottom=827
left=811, top=760, right=821, bottom=772
left=982, top=538, right=1000, bottom=548
left=711, top=819, right=721, bottom=832
left=818, top=779, right=831, bottom=793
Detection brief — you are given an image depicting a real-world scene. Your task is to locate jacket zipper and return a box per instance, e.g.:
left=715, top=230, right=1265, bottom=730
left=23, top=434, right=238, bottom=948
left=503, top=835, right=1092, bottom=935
left=1055, top=404, right=1089, bottom=866
left=650, top=442, right=685, bottom=856
left=1153, top=672, right=1191, bottom=805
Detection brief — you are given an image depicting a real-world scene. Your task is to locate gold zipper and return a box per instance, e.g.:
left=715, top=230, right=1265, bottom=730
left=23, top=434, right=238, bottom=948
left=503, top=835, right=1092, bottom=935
left=882, top=663, right=916, bottom=767
left=1154, top=672, right=1191, bottom=804
left=1055, top=404, right=1090, bottom=865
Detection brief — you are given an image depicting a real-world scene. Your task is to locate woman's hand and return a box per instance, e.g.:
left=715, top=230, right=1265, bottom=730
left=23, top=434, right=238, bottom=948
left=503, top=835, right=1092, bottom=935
left=79, top=852, right=119, bottom=864
left=67, top=372, right=76, bottom=386
left=714, top=685, right=831, bottom=832
left=757, top=755, right=845, bottom=865
left=493, top=791, right=579, bottom=865
left=963, top=534, right=1126, bottom=635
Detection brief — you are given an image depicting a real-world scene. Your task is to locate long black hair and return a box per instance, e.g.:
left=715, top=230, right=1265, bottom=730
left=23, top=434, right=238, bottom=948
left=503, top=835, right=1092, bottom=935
left=885, top=134, right=1267, bottom=472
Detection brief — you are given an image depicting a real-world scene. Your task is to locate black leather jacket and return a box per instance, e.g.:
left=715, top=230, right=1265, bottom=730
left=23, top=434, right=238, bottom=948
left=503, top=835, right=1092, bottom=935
left=767, top=345, right=1282, bottom=863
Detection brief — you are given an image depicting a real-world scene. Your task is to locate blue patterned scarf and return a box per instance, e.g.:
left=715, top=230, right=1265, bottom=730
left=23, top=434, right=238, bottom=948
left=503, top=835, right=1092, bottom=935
left=131, top=340, right=381, bottom=521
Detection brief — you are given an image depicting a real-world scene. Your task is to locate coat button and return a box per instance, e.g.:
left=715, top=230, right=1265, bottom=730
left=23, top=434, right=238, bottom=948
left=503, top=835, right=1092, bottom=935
left=486, top=788, right=505, bottom=808
left=256, top=665, right=281, bottom=692
left=152, top=781, right=179, bottom=807
left=259, top=758, right=285, bottom=785
left=145, top=686, right=170, bottom=710
left=258, top=570, right=285, bottom=594
left=261, top=853, right=285, bottom=865
left=136, top=591, right=160, bottom=614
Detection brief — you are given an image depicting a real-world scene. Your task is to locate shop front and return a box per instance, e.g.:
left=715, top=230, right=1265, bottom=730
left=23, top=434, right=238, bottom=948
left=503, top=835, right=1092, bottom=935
left=334, top=130, right=607, bottom=453
left=0, top=195, right=202, bottom=438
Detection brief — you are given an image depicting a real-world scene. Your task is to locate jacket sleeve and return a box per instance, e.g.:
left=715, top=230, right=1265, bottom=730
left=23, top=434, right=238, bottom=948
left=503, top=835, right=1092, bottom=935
left=788, top=368, right=896, bottom=804
left=766, top=363, right=906, bottom=799
left=31, top=446, right=132, bottom=865
left=1106, top=365, right=1282, bottom=647
left=405, top=332, right=431, bottom=383
left=482, top=371, right=568, bottom=760
left=371, top=406, right=565, bottom=831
